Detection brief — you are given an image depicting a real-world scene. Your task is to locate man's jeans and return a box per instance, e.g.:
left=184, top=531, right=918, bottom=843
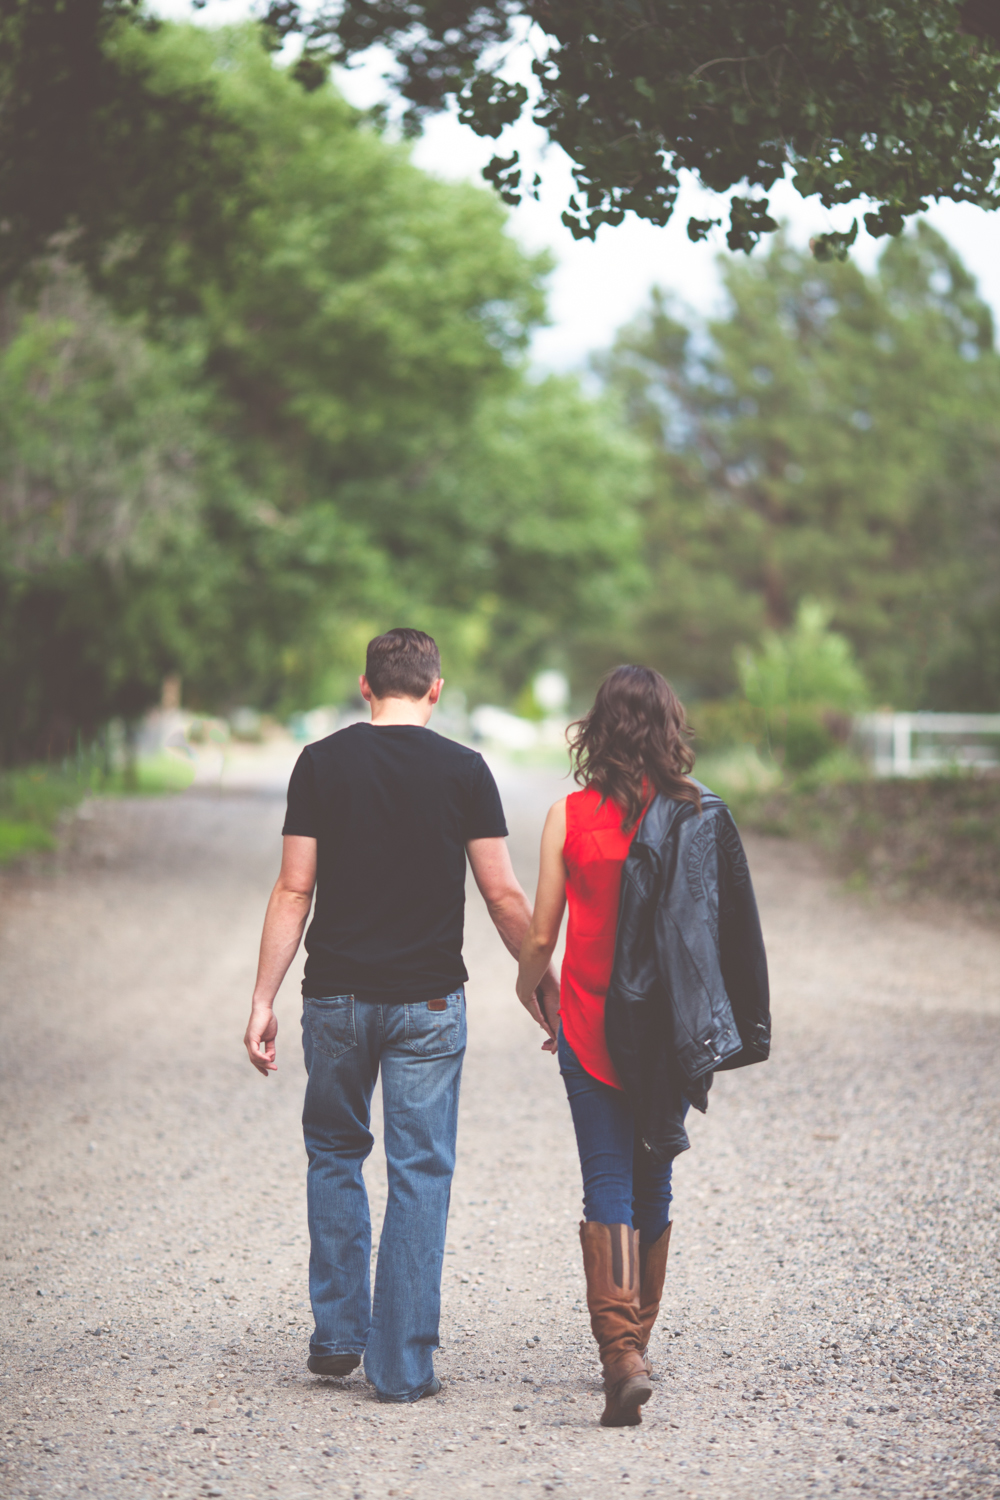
left=301, top=988, right=466, bottom=1402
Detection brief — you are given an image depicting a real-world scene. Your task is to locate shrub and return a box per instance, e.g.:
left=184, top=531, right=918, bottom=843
left=688, top=698, right=767, bottom=755
left=779, top=708, right=836, bottom=771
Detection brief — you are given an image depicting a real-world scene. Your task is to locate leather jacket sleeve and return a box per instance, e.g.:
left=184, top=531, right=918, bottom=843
left=605, top=789, right=770, bottom=1163
left=714, top=807, right=771, bottom=1070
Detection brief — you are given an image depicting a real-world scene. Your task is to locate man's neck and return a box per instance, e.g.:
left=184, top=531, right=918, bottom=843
left=368, top=697, right=433, bottom=728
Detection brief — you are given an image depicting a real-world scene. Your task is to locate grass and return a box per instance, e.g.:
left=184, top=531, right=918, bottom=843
left=0, top=819, right=57, bottom=862
left=0, top=751, right=195, bottom=867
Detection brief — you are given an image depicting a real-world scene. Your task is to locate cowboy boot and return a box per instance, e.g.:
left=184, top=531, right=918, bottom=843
left=579, top=1222, right=653, bottom=1427
left=638, top=1222, right=673, bottom=1377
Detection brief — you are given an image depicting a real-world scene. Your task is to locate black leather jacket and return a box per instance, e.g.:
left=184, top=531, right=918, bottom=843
left=605, top=783, right=770, bottom=1163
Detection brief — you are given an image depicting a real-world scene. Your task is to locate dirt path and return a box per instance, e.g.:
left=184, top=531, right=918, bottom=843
left=2, top=758, right=999, bottom=1500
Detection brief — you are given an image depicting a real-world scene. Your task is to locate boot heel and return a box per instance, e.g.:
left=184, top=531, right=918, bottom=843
left=601, top=1370, right=653, bottom=1428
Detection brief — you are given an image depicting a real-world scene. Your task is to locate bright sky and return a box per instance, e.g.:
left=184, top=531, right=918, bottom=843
left=156, top=0, right=1000, bottom=372
left=406, top=105, right=1000, bottom=372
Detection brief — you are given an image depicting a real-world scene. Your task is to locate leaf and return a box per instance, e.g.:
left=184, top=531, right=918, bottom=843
left=726, top=197, right=779, bottom=254
left=810, top=221, right=859, bottom=262
left=483, top=151, right=522, bottom=205
left=687, top=216, right=722, bottom=243
left=457, top=73, right=528, bottom=139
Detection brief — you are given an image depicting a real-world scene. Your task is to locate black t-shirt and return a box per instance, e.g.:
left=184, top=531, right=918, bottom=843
left=282, top=723, right=508, bottom=1002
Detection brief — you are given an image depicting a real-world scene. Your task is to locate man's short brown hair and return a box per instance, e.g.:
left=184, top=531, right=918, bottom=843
left=365, top=629, right=441, bottom=700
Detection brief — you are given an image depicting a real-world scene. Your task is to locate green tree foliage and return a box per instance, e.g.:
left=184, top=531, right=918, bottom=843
left=0, top=264, right=203, bottom=572
left=7, top=3, right=1000, bottom=278
left=0, top=1, right=253, bottom=299
left=738, top=601, right=869, bottom=715
left=736, top=600, right=869, bottom=771
left=0, top=24, right=643, bottom=763
left=273, top=0, right=1000, bottom=250
left=153, top=25, right=545, bottom=473
left=600, top=224, right=1000, bottom=710
left=345, top=377, right=644, bottom=701
left=0, top=262, right=214, bottom=759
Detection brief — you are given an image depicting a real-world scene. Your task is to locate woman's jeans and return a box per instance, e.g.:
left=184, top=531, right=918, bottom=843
left=301, top=988, right=466, bottom=1402
left=558, top=1029, right=677, bottom=1242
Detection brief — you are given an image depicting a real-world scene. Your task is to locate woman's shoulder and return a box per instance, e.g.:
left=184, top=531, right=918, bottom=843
left=566, top=784, right=624, bottom=829
left=565, top=785, right=596, bottom=820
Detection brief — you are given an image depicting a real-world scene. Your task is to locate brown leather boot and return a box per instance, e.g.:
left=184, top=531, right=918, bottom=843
left=638, top=1222, right=673, bottom=1376
left=579, top=1222, right=654, bottom=1427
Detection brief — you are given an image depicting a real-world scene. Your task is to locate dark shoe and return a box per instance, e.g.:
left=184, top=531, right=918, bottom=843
left=307, top=1353, right=361, bottom=1377
left=638, top=1222, right=673, bottom=1378
left=579, top=1222, right=654, bottom=1428
left=375, top=1375, right=441, bottom=1404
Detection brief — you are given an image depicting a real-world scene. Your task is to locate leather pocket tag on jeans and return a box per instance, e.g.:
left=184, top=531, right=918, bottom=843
left=427, top=998, right=446, bottom=1011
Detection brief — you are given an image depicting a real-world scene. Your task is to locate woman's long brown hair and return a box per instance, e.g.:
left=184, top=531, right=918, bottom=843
left=567, top=665, right=700, bottom=830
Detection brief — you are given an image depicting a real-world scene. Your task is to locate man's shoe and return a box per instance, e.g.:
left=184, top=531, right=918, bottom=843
left=307, top=1353, right=361, bottom=1377
left=375, top=1375, right=442, bottom=1404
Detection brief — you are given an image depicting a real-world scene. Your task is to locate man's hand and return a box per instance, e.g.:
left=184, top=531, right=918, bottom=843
left=244, top=1004, right=278, bottom=1076
left=515, top=965, right=560, bottom=1049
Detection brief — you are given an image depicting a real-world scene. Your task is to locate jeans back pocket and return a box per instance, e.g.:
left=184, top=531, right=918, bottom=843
left=402, top=989, right=466, bottom=1057
left=305, top=995, right=357, bottom=1059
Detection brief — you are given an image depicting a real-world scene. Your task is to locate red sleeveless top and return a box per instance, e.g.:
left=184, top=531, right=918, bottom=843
left=560, top=786, right=638, bottom=1089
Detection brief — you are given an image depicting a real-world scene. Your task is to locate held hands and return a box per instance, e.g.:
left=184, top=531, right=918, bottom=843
left=244, top=1003, right=278, bottom=1076
left=516, top=969, right=560, bottom=1055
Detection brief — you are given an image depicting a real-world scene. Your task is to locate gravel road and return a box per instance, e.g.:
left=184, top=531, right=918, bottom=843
left=2, top=756, right=999, bottom=1500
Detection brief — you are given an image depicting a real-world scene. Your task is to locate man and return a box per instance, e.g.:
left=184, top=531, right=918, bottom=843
left=243, top=628, right=558, bottom=1403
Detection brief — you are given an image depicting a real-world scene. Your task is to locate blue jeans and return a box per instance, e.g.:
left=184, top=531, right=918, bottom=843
left=300, top=988, right=467, bottom=1401
left=558, top=1029, right=677, bottom=1242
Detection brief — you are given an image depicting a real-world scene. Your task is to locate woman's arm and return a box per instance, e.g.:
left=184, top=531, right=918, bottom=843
left=516, top=798, right=568, bottom=1032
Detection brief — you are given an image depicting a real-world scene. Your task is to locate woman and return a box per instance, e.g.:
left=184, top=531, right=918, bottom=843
left=517, top=666, right=769, bottom=1429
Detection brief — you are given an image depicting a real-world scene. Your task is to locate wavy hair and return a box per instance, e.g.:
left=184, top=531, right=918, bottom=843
left=568, top=665, right=700, bottom=830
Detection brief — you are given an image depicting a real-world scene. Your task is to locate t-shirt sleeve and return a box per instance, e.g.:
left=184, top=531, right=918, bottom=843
left=464, top=754, right=508, bottom=840
left=282, top=749, right=320, bottom=837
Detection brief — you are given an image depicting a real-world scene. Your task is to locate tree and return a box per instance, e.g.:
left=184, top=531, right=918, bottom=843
left=0, top=263, right=204, bottom=573
left=0, top=0, right=254, bottom=299
left=339, top=375, right=646, bottom=702
left=271, top=0, right=1000, bottom=253
left=152, top=24, right=547, bottom=477
left=0, top=25, right=644, bottom=761
left=600, top=223, right=1000, bottom=708
left=0, top=261, right=214, bottom=760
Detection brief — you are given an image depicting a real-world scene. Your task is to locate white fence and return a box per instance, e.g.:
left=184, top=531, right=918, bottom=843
left=854, top=712, right=1000, bottom=777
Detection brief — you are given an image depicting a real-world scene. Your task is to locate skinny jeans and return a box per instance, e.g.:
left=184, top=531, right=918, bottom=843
left=558, top=1028, right=679, bottom=1242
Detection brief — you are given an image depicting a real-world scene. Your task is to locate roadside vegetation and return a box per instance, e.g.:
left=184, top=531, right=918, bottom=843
left=1, top=18, right=998, bottom=892
left=0, top=752, right=193, bottom=866
left=688, top=609, right=1000, bottom=916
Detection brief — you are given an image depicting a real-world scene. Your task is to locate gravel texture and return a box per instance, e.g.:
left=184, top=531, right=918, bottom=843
left=2, top=755, right=999, bottom=1500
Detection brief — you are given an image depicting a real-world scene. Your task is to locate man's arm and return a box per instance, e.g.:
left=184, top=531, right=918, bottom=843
left=243, top=835, right=317, bottom=1077
left=466, top=835, right=560, bottom=1052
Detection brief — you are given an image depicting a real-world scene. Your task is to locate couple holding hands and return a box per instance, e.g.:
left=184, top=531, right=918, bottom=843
left=244, top=628, right=769, bottom=1427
